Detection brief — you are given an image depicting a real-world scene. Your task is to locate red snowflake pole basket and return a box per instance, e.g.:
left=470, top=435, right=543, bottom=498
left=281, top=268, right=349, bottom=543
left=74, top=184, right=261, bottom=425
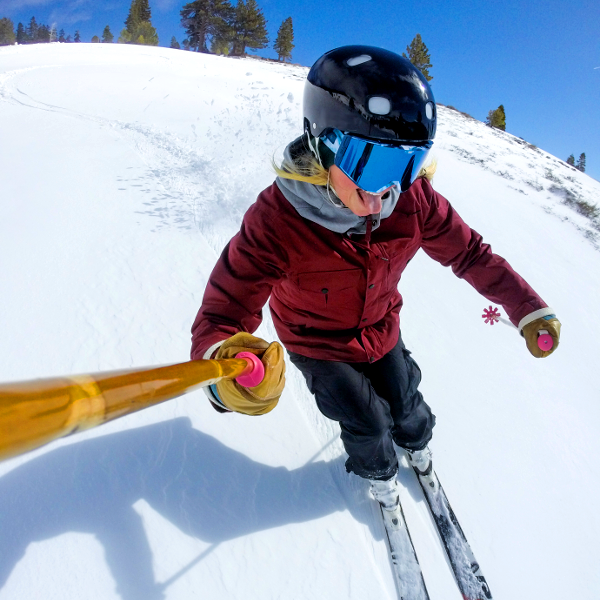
left=482, top=306, right=501, bottom=325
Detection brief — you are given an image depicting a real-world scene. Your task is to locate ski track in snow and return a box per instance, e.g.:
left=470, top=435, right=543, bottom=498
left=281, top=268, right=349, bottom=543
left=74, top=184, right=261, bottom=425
left=2, top=61, right=596, bottom=250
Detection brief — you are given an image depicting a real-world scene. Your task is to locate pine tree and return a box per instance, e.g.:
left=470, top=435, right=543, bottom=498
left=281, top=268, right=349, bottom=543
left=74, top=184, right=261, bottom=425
left=121, top=0, right=158, bottom=45
left=567, top=154, right=575, bottom=166
left=230, top=0, right=268, bottom=57
left=91, top=35, right=99, bottom=43
left=27, top=17, right=39, bottom=43
left=183, top=38, right=191, bottom=50
left=273, top=17, right=294, bottom=62
left=403, top=33, right=433, bottom=82
left=495, top=105, right=506, bottom=130
left=37, top=24, right=51, bottom=43
left=211, top=13, right=234, bottom=54
left=170, top=36, right=181, bottom=49
left=0, top=18, right=16, bottom=46
left=74, top=30, right=81, bottom=42
left=125, top=0, right=151, bottom=34
left=210, top=32, right=231, bottom=54
left=180, top=0, right=234, bottom=53
left=486, top=105, right=506, bottom=131
left=16, top=22, right=27, bottom=44
left=58, top=29, right=66, bottom=42
left=20, top=18, right=52, bottom=44
left=577, top=153, right=586, bottom=173
left=137, top=0, right=152, bottom=23
left=137, top=21, right=159, bottom=45
left=102, top=25, right=114, bottom=43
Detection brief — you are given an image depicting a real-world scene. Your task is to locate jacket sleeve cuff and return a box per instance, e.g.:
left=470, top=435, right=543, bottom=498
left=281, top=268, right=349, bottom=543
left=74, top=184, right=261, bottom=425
left=202, top=340, right=225, bottom=360
left=517, top=307, right=556, bottom=335
left=201, top=341, right=232, bottom=412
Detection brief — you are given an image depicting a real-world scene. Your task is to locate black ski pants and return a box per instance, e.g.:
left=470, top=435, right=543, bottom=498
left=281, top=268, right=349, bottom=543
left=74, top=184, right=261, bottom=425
left=288, top=335, right=435, bottom=481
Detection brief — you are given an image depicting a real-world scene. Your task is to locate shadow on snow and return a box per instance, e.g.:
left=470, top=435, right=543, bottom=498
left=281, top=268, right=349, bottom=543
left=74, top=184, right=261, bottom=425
left=0, top=417, right=377, bottom=599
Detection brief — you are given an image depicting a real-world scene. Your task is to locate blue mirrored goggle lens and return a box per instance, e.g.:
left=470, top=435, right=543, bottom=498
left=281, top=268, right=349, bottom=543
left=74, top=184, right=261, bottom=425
left=333, top=134, right=432, bottom=194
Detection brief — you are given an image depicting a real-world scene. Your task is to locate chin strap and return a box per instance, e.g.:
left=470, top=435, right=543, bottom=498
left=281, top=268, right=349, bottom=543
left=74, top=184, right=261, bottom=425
left=306, top=130, right=344, bottom=209
left=305, top=131, right=323, bottom=166
left=306, top=130, right=336, bottom=169
left=325, top=169, right=345, bottom=208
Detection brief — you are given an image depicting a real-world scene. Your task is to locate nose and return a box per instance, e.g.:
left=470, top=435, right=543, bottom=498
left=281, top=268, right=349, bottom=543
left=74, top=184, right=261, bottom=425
left=366, top=196, right=382, bottom=213
left=359, top=190, right=384, bottom=214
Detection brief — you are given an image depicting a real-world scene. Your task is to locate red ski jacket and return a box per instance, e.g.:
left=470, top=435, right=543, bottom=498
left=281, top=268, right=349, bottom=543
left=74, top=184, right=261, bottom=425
left=191, top=177, right=546, bottom=363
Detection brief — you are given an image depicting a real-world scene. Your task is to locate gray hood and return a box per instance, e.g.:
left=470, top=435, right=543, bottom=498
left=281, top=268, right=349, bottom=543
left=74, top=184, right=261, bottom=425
left=275, top=138, right=400, bottom=236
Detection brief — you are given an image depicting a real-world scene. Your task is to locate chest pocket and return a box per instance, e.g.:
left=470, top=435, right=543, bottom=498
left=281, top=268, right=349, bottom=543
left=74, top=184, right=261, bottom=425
left=297, top=269, right=363, bottom=310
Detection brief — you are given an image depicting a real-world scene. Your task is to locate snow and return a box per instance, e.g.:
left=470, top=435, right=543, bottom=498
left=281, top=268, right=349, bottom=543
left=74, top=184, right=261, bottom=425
left=1, top=42, right=599, bottom=600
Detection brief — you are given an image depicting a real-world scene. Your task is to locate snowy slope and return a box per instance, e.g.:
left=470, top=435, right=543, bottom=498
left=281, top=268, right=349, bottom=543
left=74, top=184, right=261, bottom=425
left=0, top=43, right=599, bottom=600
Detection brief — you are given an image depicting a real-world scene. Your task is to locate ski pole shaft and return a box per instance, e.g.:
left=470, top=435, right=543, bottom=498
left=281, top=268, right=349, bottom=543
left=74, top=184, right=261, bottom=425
left=497, top=316, right=516, bottom=328
left=0, top=356, right=262, bottom=462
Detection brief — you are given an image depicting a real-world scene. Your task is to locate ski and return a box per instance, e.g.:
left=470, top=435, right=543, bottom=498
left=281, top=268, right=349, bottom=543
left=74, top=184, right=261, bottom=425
left=379, top=499, right=430, bottom=600
left=411, top=463, right=493, bottom=600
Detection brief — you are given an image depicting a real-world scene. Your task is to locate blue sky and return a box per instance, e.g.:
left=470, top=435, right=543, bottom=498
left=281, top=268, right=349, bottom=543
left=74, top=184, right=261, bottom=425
left=3, top=0, right=599, bottom=181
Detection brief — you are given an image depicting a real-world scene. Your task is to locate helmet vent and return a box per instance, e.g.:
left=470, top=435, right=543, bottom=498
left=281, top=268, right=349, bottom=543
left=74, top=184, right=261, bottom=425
left=346, top=54, right=372, bottom=67
left=368, top=97, right=391, bottom=115
left=425, top=102, right=434, bottom=120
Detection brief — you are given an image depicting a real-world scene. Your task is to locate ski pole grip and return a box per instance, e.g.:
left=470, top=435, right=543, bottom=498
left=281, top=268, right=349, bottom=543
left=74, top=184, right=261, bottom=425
left=235, top=352, right=265, bottom=388
left=537, top=330, right=554, bottom=351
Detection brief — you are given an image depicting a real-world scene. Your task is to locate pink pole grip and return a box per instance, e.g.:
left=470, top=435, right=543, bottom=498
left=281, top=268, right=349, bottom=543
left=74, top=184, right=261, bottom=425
left=537, top=333, right=554, bottom=352
left=235, top=352, right=265, bottom=388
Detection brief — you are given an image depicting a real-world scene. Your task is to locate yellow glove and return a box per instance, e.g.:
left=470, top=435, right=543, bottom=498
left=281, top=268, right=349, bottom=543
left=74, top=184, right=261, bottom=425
left=522, top=315, right=561, bottom=358
left=214, top=332, right=286, bottom=415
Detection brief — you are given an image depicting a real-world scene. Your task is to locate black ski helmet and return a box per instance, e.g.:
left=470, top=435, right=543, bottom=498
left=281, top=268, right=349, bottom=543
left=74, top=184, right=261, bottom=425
left=304, top=45, right=436, bottom=144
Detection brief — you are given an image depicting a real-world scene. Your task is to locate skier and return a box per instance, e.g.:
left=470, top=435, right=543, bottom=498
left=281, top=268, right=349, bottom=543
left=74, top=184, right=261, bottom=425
left=190, top=45, right=561, bottom=517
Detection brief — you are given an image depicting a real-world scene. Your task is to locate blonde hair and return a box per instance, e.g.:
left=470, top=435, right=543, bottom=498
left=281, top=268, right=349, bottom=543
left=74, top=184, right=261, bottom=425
left=272, top=154, right=329, bottom=186
left=418, top=159, right=437, bottom=181
left=273, top=150, right=437, bottom=186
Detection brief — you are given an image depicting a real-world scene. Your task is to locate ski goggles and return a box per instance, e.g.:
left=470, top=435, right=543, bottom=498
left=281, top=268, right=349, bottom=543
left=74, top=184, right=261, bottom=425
left=320, top=129, right=433, bottom=194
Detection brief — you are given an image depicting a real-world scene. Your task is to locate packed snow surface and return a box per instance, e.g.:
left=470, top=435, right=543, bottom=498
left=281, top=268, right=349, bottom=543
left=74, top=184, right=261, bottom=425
left=1, top=43, right=599, bottom=600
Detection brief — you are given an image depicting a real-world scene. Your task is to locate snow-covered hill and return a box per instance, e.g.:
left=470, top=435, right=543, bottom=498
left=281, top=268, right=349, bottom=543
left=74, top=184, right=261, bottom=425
left=1, top=43, right=599, bottom=600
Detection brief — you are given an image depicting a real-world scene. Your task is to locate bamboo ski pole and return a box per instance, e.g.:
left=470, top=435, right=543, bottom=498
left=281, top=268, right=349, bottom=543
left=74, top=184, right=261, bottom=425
left=0, top=353, right=264, bottom=462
